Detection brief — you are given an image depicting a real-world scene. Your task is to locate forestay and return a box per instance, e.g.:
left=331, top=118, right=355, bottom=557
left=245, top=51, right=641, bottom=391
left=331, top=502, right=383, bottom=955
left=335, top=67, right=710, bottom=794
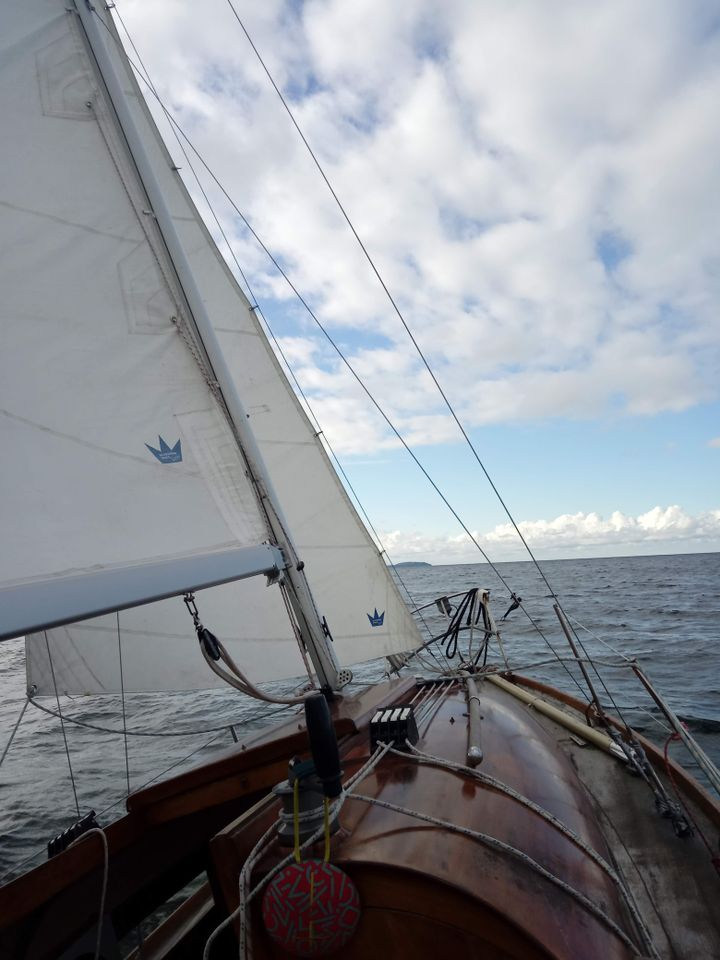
left=6, top=1, right=421, bottom=693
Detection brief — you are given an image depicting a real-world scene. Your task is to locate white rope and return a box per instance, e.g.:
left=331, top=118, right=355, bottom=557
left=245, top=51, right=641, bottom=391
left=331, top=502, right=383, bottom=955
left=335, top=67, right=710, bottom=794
left=486, top=655, right=635, bottom=675
left=201, top=642, right=310, bottom=706
left=202, top=742, right=394, bottom=959
left=404, top=743, right=617, bottom=875
left=69, top=827, right=109, bottom=960
left=345, top=791, right=643, bottom=955
left=401, top=742, right=660, bottom=958
left=201, top=820, right=279, bottom=960
left=201, top=720, right=659, bottom=959
left=564, top=612, right=635, bottom=663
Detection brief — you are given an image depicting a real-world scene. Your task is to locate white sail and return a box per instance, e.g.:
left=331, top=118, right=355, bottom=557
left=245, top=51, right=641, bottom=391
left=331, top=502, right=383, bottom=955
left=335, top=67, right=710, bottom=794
left=8, top=1, right=421, bottom=694
left=1, top=3, right=273, bottom=589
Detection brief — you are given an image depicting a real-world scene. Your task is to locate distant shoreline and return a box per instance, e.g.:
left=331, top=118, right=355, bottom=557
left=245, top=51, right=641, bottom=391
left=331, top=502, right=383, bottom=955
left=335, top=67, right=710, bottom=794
left=390, top=549, right=719, bottom=567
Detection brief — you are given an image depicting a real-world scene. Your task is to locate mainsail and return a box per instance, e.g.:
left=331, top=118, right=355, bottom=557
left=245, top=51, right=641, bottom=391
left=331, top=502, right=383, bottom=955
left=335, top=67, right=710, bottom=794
left=2, top=0, right=422, bottom=693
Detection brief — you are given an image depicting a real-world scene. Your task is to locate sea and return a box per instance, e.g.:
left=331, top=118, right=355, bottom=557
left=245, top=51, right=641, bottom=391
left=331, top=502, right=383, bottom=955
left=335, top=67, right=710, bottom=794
left=1, top=551, right=718, bottom=886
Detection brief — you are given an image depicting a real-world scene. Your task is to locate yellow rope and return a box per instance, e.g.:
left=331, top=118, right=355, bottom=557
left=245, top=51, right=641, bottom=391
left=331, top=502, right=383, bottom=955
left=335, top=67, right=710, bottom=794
left=309, top=868, right=315, bottom=944
left=323, top=796, right=331, bottom=862
left=293, top=777, right=301, bottom=864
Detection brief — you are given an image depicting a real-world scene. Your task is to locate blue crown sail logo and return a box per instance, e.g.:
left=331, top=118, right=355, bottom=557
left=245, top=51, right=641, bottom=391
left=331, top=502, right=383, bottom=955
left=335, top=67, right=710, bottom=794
left=367, top=608, right=385, bottom=628
left=146, top=436, right=182, bottom=464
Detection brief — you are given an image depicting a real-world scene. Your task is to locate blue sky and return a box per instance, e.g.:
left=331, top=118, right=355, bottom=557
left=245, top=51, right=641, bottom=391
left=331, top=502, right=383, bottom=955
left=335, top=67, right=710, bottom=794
left=120, top=0, right=720, bottom=562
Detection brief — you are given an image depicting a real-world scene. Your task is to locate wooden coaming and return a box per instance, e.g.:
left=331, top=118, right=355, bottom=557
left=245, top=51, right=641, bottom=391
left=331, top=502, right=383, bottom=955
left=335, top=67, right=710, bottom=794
left=0, top=678, right=413, bottom=959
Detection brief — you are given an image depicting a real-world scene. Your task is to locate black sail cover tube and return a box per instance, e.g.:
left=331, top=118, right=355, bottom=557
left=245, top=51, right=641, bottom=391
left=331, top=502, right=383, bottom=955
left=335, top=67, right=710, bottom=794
left=304, top=693, right=342, bottom=798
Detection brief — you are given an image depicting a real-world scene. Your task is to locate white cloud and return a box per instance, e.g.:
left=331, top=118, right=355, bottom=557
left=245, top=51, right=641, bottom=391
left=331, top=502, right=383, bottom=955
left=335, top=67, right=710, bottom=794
left=708, top=437, right=720, bottom=448
left=383, top=505, right=720, bottom=563
left=117, top=0, right=720, bottom=452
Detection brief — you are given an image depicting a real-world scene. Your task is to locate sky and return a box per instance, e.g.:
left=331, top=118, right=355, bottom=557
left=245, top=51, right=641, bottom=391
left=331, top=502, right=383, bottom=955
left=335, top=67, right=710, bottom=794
left=117, top=0, right=719, bottom=563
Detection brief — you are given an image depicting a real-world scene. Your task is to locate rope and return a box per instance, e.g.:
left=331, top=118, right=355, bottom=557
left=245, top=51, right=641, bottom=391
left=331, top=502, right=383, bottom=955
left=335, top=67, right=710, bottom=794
left=27, top=694, right=294, bottom=737
left=221, top=3, right=611, bottom=702
left=571, top=627, right=633, bottom=730
left=109, top=3, right=432, bottom=651
left=417, top=680, right=457, bottom=737
left=559, top=614, right=679, bottom=735
left=200, top=638, right=310, bottom=706
left=45, top=632, right=80, bottom=818
left=404, top=742, right=616, bottom=873
left=202, top=729, right=657, bottom=957
left=92, top=4, right=587, bottom=702
left=0, top=726, right=235, bottom=887
left=663, top=733, right=720, bottom=877
left=493, top=655, right=634, bottom=674
left=117, top=612, right=131, bottom=796
left=565, top=612, right=635, bottom=663
left=402, top=741, right=659, bottom=956
left=202, top=742, right=393, bottom=959
left=95, top=729, right=231, bottom=821
left=69, top=827, right=109, bottom=960
left=0, top=698, right=29, bottom=767
left=345, top=791, right=642, bottom=954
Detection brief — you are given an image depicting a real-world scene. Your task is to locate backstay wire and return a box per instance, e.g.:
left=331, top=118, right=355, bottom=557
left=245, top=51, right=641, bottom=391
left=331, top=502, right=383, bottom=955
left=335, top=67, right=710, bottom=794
left=110, top=2, right=436, bottom=652
left=0, top=698, right=29, bottom=768
left=117, top=611, right=131, bottom=796
left=221, top=7, right=635, bottom=702
left=97, top=4, right=590, bottom=700
left=44, top=631, right=81, bottom=818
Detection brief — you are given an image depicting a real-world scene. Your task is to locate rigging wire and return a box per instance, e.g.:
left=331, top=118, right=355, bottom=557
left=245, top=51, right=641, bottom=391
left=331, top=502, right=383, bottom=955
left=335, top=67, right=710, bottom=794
left=96, top=729, right=232, bottom=821
left=94, top=4, right=589, bottom=700
left=572, top=630, right=633, bottom=729
left=45, top=632, right=81, bottom=818
left=110, top=2, right=435, bottom=650
left=223, top=7, right=571, bottom=597
left=565, top=612, right=635, bottom=663
left=27, top=694, right=294, bottom=737
left=110, top=1, right=433, bottom=649
left=0, top=726, right=234, bottom=887
left=220, top=7, right=627, bottom=700
left=117, top=611, right=131, bottom=796
left=0, top=698, right=29, bottom=768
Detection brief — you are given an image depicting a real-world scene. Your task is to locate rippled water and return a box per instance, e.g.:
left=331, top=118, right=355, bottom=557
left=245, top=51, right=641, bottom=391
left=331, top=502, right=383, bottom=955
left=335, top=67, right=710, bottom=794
left=1, top=551, right=718, bottom=883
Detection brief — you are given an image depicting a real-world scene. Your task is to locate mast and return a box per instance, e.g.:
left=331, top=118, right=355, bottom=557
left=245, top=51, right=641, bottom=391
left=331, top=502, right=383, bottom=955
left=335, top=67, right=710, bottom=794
left=73, top=1, right=342, bottom=690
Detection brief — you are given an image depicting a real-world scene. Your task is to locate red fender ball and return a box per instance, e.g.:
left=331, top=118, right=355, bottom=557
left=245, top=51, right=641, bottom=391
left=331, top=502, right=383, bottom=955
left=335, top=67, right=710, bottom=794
left=261, top=860, right=361, bottom=956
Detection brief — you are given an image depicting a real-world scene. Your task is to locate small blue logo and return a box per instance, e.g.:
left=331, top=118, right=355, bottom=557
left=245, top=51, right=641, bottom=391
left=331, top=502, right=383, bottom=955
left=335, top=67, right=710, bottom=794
left=367, top=608, right=385, bottom=628
left=146, top=436, right=182, bottom=464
